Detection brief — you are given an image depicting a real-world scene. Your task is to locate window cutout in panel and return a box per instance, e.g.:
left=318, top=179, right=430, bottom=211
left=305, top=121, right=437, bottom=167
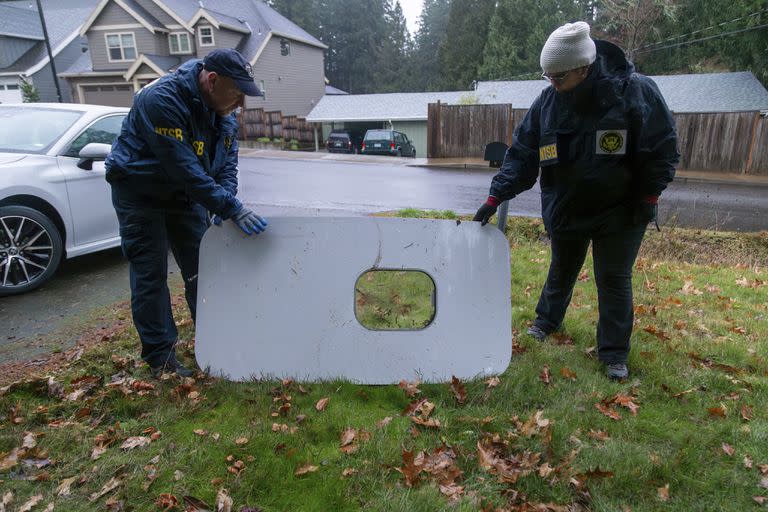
left=355, top=269, right=436, bottom=330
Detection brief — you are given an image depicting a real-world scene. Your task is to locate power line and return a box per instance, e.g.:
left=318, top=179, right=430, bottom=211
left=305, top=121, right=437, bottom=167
left=632, top=8, right=768, bottom=52
left=634, top=22, right=768, bottom=54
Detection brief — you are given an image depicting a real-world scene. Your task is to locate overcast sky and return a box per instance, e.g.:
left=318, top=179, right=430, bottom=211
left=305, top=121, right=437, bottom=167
left=399, top=0, right=424, bottom=35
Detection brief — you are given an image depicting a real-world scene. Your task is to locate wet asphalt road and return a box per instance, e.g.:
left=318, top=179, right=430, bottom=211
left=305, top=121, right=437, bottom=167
left=1, top=156, right=766, bottom=357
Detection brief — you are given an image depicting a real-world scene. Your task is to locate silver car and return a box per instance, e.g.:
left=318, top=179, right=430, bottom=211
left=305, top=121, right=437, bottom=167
left=0, top=103, right=129, bottom=296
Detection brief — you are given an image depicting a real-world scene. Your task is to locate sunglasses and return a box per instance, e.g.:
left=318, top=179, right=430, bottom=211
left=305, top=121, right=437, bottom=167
left=541, top=70, right=572, bottom=83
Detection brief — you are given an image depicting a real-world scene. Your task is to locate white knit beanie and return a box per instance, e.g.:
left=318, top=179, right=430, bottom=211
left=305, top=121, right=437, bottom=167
left=540, top=22, right=597, bottom=74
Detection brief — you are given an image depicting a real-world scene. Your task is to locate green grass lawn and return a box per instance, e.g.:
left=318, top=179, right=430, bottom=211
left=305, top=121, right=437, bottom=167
left=1, top=212, right=767, bottom=511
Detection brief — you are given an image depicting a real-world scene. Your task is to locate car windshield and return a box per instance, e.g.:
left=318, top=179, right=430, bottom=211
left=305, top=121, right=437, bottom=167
left=0, top=106, right=84, bottom=154
left=329, top=133, right=349, bottom=139
left=365, top=130, right=391, bottom=140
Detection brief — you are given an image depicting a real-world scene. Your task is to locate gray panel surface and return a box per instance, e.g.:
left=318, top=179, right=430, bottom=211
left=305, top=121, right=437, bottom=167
left=195, top=217, right=511, bottom=384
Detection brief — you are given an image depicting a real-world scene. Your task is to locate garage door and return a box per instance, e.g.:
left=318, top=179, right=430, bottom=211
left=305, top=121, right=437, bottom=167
left=82, top=84, right=134, bottom=107
left=0, top=81, right=22, bottom=103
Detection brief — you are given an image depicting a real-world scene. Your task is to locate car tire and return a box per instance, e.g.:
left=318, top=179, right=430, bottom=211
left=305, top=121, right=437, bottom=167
left=0, top=205, right=64, bottom=296
left=411, top=149, right=417, bottom=158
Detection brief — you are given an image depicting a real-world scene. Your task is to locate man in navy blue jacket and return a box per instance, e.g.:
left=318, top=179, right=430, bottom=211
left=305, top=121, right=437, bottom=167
left=474, top=22, right=679, bottom=380
left=106, top=49, right=266, bottom=377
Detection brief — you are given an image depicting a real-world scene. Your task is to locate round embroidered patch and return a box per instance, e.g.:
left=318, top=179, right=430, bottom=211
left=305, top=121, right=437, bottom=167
left=599, top=131, right=624, bottom=153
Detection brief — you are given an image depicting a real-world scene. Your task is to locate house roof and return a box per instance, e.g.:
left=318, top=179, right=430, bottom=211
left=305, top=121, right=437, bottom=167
left=325, top=85, right=348, bottom=95
left=307, top=72, right=768, bottom=122
left=306, top=91, right=473, bottom=122
left=475, top=72, right=768, bottom=113
left=0, top=0, right=97, bottom=75
left=0, top=3, right=44, bottom=40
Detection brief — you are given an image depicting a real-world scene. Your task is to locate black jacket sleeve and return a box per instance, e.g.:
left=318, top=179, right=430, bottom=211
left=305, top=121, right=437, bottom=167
left=489, top=96, right=542, bottom=201
left=629, top=75, right=680, bottom=197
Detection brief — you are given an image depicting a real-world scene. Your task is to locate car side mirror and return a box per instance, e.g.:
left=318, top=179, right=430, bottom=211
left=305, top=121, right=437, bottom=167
left=77, top=143, right=112, bottom=170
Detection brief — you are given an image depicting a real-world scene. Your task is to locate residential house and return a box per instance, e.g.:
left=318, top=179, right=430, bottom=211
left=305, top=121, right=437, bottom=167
left=307, top=72, right=768, bottom=157
left=0, top=0, right=97, bottom=103
left=59, top=0, right=327, bottom=116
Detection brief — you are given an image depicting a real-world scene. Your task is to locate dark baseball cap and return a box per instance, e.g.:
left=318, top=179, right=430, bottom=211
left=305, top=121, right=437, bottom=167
left=203, top=48, right=262, bottom=97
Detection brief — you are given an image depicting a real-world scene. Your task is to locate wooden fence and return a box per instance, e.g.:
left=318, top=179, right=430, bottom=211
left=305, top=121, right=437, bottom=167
left=427, top=103, right=768, bottom=175
left=237, top=107, right=320, bottom=145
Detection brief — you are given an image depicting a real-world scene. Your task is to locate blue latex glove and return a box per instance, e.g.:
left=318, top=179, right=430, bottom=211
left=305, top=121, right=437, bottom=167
left=212, top=215, right=223, bottom=226
left=232, top=207, right=268, bottom=235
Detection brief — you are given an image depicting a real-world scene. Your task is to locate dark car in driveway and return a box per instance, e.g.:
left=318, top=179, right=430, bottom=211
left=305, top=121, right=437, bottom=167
left=326, top=130, right=363, bottom=154
left=361, top=130, right=416, bottom=158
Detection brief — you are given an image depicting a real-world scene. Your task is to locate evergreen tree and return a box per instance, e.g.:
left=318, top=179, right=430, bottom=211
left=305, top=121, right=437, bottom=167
left=411, top=0, right=452, bottom=91
left=479, top=0, right=592, bottom=81
left=373, top=1, right=413, bottom=92
left=436, top=0, right=496, bottom=90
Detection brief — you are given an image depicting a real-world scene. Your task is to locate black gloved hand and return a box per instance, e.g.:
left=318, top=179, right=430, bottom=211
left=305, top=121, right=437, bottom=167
left=633, top=196, right=658, bottom=225
left=473, top=196, right=500, bottom=226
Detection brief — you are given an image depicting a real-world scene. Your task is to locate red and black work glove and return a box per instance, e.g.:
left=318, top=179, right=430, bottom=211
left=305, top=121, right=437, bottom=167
left=473, top=196, right=500, bottom=226
left=634, top=195, right=659, bottom=229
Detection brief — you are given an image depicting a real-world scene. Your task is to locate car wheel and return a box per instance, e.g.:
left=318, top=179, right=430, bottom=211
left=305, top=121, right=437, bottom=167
left=411, top=148, right=417, bottom=158
left=0, top=205, right=63, bottom=296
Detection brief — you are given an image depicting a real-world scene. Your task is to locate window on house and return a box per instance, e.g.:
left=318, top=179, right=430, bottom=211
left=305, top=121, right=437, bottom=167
left=280, top=38, right=291, bottom=56
left=198, top=26, right=214, bottom=46
left=169, top=32, right=192, bottom=54
left=6, top=84, right=19, bottom=90
left=106, top=33, right=136, bottom=62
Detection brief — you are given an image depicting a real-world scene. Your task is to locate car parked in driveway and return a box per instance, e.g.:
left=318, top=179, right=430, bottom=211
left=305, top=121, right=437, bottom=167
left=361, top=129, right=416, bottom=158
left=326, top=130, right=363, bottom=154
left=0, top=103, right=129, bottom=296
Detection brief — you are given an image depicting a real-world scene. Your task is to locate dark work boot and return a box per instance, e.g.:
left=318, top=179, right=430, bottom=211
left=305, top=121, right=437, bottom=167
left=526, top=325, right=548, bottom=342
left=605, top=363, right=629, bottom=381
left=150, top=355, right=194, bottom=378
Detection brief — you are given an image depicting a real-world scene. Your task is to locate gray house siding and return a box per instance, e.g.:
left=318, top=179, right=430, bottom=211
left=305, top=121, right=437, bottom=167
left=92, top=1, right=141, bottom=27
left=88, top=28, right=164, bottom=71
left=137, top=0, right=177, bottom=26
left=29, top=37, right=86, bottom=102
left=195, top=25, right=244, bottom=58
left=248, top=37, right=324, bottom=117
left=0, top=36, right=36, bottom=68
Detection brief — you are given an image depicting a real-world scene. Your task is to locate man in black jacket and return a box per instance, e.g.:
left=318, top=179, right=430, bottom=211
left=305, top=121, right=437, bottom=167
left=474, top=22, right=679, bottom=380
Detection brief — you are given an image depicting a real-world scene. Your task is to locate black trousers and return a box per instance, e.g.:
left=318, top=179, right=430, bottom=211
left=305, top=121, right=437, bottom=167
left=111, top=185, right=208, bottom=367
left=533, top=227, right=646, bottom=364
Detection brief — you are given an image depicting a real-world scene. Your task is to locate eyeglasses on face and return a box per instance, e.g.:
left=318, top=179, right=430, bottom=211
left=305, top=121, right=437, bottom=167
left=541, top=70, right=572, bottom=83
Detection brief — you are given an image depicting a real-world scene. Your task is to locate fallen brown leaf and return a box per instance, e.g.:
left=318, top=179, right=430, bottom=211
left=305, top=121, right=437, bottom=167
left=294, top=463, right=319, bottom=476
left=450, top=376, right=467, bottom=405
left=155, top=493, right=178, bottom=511
left=341, top=468, right=357, bottom=477
left=315, top=397, right=330, bottom=411
left=484, top=376, right=501, bottom=388
left=559, top=367, right=577, bottom=381
left=742, top=405, right=753, bottom=422
left=235, top=437, right=249, bottom=446
left=540, top=365, right=551, bottom=385
left=398, top=379, right=422, bottom=397
left=754, top=496, right=767, bottom=505
left=56, top=475, right=79, bottom=496
left=120, top=436, right=151, bottom=451
left=376, top=417, right=393, bottom=429
left=89, top=476, right=123, bottom=502
left=708, top=405, right=727, bottom=418
left=183, top=495, right=212, bottom=511
left=215, top=488, right=233, bottom=512
left=595, top=403, right=621, bottom=421
left=16, top=495, right=42, bottom=512
left=658, top=484, right=670, bottom=502
left=722, top=443, right=735, bottom=456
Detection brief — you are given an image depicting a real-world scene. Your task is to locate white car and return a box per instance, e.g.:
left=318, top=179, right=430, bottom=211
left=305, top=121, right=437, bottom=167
left=0, top=103, right=129, bottom=296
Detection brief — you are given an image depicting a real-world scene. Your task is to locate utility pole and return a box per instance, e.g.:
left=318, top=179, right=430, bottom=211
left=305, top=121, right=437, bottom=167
left=35, top=0, right=63, bottom=102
